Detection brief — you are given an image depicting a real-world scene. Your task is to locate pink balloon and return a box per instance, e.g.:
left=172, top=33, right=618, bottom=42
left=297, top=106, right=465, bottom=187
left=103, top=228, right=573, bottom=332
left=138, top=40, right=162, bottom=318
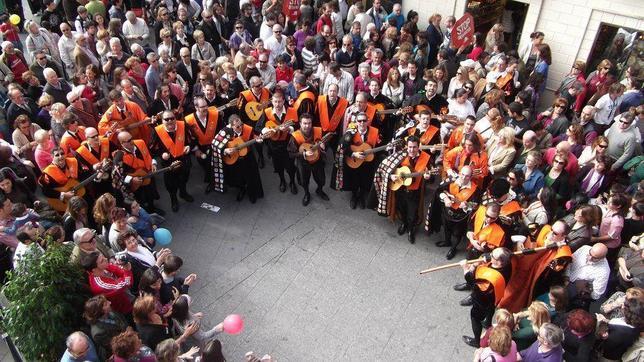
left=223, top=314, right=244, bottom=335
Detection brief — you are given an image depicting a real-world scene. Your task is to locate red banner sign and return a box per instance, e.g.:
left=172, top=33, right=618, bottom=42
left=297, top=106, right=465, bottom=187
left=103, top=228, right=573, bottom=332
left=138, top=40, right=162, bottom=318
left=282, top=0, right=301, bottom=20
left=451, top=13, right=475, bottom=48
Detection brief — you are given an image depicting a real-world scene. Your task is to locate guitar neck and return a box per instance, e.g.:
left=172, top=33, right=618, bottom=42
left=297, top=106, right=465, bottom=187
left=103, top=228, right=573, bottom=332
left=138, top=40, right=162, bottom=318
left=144, top=165, right=175, bottom=179
left=235, top=138, right=259, bottom=150
left=74, top=171, right=100, bottom=190
left=365, top=142, right=395, bottom=154
left=420, top=143, right=446, bottom=151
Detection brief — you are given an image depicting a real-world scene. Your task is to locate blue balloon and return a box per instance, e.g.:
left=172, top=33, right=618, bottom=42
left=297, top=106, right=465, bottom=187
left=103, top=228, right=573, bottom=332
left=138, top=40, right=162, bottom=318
left=154, top=228, right=172, bottom=246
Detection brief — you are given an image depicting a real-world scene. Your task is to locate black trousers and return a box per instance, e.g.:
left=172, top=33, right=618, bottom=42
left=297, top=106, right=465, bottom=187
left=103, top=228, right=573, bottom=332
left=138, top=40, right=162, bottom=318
left=133, top=180, right=160, bottom=208
left=163, top=159, right=191, bottom=197
left=396, top=188, right=420, bottom=226
left=444, top=212, right=468, bottom=245
left=471, top=299, right=495, bottom=342
left=195, top=149, right=212, bottom=183
left=269, top=141, right=295, bottom=180
left=300, top=160, right=326, bottom=192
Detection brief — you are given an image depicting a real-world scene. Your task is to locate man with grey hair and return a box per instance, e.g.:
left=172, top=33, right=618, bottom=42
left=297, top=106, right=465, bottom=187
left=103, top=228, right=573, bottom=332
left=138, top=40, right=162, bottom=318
left=6, top=88, right=40, bottom=123
left=256, top=53, right=276, bottom=91
left=72, top=33, right=100, bottom=71
left=264, top=24, right=286, bottom=65
left=60, top=331, right=99, bottom=361
left=145, top=52, right=161, bottom=98
left=513, top=130, right=539, bottom=169
left=177, top=47, right=199, bottom=96
left=57, top=22, right=76, bottom=75
left=579, top=105, right=600, bottom=145
left=101, top=38, right=127, bottom=79
left=70, top=228, right=115, bottom=264
left=43, top=67, right=73, bottom=105
left=519, top=323, right=564, bottom=360
left=457, top=245, right=512, bottom=347
left=122, top=11, right=149, bottom=47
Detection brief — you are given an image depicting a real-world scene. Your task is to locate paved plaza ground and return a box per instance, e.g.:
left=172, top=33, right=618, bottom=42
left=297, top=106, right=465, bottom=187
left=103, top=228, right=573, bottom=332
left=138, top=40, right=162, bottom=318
left=158, top=160, right=475, bottom=361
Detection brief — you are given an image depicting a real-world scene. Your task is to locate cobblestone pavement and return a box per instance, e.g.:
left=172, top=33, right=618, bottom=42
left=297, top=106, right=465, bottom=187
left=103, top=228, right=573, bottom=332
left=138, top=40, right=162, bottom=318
left=161, top=159, right=474, bottom=361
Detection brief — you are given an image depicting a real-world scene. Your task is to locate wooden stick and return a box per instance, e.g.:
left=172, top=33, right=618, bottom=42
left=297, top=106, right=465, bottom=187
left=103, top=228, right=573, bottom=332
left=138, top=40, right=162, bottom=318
left=419, top=243, right=562, bottom=275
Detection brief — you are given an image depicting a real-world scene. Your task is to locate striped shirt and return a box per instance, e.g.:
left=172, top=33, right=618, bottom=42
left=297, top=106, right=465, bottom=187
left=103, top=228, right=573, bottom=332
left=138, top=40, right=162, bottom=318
left=301, top=48, right=319, bottom=74
left=322, top=70, right=355, bottom=102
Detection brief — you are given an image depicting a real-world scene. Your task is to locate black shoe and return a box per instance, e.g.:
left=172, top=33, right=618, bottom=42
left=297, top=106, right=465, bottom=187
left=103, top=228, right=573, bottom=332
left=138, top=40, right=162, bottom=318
left=358, top=195, right=366, bottom=209
left=205, top=183, right=215, bottom=194
left=350, top=195, right=357, bottom=209
left=397, top=223, right=407, bottom=235
left=236, top=188, right=246, bottom=201
left=302, top=192, right=311, bottom=206
left=249, top=195, right=257, bottom=204
left=408, top=230, right=416, bottom=244
left=453, top=282, right=471, bottom=292
left=446, top=247, right=458, bottom=260
left=258, top=156, right=265, bottom=169
left=179, top=192, right=194, bottom=202
left=462, top=336, right=479, bottom=348
left=316, top=189, right=330, bottom=201
left=171, top=197, right=179, bottom=212
left=290, top=181, right=298, bottom=195
left=279, top=179, right=287, bottom=193
left=459, top=295, right=473, bottom=306
left=435, top=240, right=452, bottom=247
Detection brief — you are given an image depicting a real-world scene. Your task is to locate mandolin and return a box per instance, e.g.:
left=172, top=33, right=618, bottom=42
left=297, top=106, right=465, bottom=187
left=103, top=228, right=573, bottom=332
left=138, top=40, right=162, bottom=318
left=264, top=120, right=295, bottom=141
left=299, top=132, right=334, bottom=164
left=346, top=138, right=403, bottom=169
left=389, top=166, right=440, bottom=191
left=223, top=135, right=269, bottom=165
left=47, top=157, right=116, bottom=212
left=244, top=100, right=271, bottom=122
left=130, top=160, right=182, bottom=191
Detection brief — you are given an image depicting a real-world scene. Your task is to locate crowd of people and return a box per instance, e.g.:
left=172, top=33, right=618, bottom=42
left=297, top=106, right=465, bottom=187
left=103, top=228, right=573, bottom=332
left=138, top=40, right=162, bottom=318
left=0, top=0, right=642, bottom=360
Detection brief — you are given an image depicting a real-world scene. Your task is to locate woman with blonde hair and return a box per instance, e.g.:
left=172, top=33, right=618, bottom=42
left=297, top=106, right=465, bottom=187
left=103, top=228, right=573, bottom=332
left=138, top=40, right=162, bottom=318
left=487, top=127, right=516, bottom=177
left=481, top=309, right=516, bottom=348
left=49, top=102, right=68, bottom=143
left=447, top=65, right=470, bottom=98
left=33, top=128, right=54, bottom=171
left=191, top=29, right=217, bottom=67
left=584, top=58, right=615, bottom=106
left=382, top=68, right=404, bottom=107
left=512, top=301, right=551, bottom=350
left=432, top=64, right=449, bottom=97
left=93, top=193, right=117, bottom=241
left=476, top=89, right=505, bottom=120
left=578, top=135, right=609, bottom=168
left=484, top=113, right=506, bottom=150
left=485, top=23, right=505, bottom=53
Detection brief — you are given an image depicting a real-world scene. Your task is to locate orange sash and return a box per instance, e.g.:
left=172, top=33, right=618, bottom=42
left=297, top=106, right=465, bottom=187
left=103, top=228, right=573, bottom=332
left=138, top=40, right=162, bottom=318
left=241, top=88, right=270, bottom=104
left=293, top=91, right=316, bottom=112
left=121, top=139, right=152, bottom=172
left=43, top=158, right=79, bottom=184
left=500, top=201, right=522, bottom=218
left=409, top=126, right=439, bottom=145
left=475, top=266, right=506, bottom=305
left=400, top=151, right=431, bottom=190
left=533, top=224, right=552, bottom=248
left=61, top=127, right=87, bottom=154
left=155, top=121, right=186, bottom=158
left=317, top=95, right=348, bottom=132
left=264, top=108, right=297, bottom=141
left=185, top=109, right=219, bottom=146
left=352, top=127, right=379, bottom=147
left=448, top=182, right=477, bottom=210
left=76, top=138, right=109, bottom=165
left=292, top=127, right=322, bottom=146
left=472, top=206, right=505, bottom=249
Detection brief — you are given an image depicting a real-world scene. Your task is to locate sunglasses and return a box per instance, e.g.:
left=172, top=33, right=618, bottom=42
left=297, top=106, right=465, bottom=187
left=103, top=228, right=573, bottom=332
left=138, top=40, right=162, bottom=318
left=554, top=159, right=565, bottom=164
left=235, top=26, right=243, bottom=29
left=356, top=119, right=367, bottom=123
left=597, top=144, right=608, bottom=148
left=53, top=153, right=65, bottom=157
left=37, top=57, right=46, bottom=60
left=163, top=117, right=176, bottom=121
left=87, top=134, right=98, bottom=139
left=80, top=235, right=96, bottom=244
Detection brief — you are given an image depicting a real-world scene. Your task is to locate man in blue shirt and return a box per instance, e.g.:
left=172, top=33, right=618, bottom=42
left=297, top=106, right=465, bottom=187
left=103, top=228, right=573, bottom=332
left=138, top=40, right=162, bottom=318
left=385, top=4, right=404, bottom=31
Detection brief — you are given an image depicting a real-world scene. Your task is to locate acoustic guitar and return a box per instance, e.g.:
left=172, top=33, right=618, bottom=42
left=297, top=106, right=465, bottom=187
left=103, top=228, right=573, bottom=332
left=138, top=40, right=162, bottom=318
left=244, top=100, right=271, bottom=122
left=223, top=135, right=269, bottom=165
left=47, top=158, right=115, bottom=212
left=346, top=138, right=404, bottom=169
left=299, top=132, right=334, bottom=164
left=389, top=166, right=440, bottom=191
left=264, top=120, right=295, bottom=141
left=129, top=160, right=182, bottom=191
left=106, top=111, right=164, bottom=138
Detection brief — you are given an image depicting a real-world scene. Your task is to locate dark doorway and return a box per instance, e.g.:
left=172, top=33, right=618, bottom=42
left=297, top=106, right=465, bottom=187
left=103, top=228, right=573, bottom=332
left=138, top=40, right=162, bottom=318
left=503, top=0, right=529, bottom=50
left=587, top=23, right=643, bottom=82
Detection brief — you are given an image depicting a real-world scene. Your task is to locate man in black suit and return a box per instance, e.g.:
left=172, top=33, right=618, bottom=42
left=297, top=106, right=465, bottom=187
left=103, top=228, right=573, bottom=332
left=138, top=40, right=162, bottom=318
left=176, top=47, right=200, bottom=98
left=7, top=89, right=41, bottom=128
left=197, top=10, right=222, bottom=56
left=29, top=50, right=65, bottom=85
